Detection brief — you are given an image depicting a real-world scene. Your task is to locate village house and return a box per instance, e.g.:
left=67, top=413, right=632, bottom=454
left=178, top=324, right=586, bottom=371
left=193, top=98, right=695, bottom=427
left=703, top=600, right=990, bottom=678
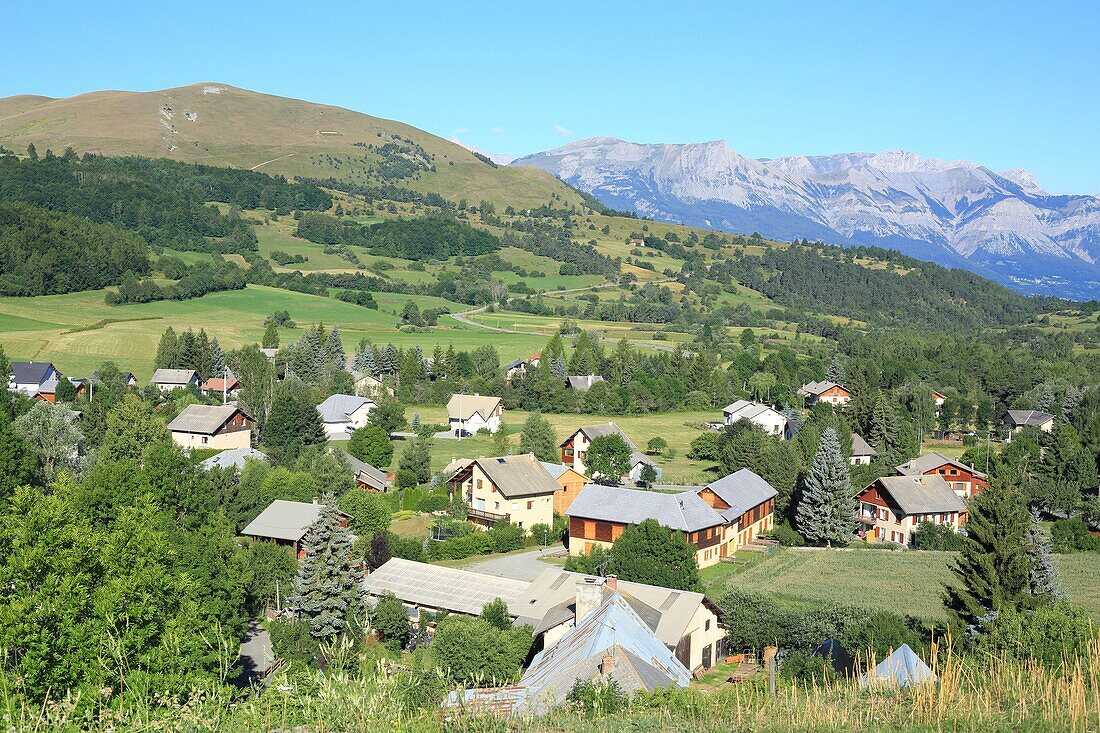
left=504, top=358, right=531, bottom=381
left=565, top=375, right=605, bottom=392
left=1004, top=409, right=1055, bottom=435
left=200, top=375, right=240, bottom=398
left=346, top=453, right=392, bottom=492
left=362, top=557, right=528, bottom=624
left=896, top=451, right=988, bottom=499
left=722, top=399, right=792, bottom=439
left=560, top=422, right=638, bottom=479
left=199, top=446, right=268, bottom=471
left=151, top=368, right=199, bottom=392
left=798, top=380, right=853, bottom=407
left=539, top=461, right=589, bottom=515
left=450, top=453, right=557, bottom=531
left=627, top=451, right=662, bottom=484
left=447, top=393, right=503, bottom=436
left=513, top=570, right=727, bottom=673
left=167, top=404, right=253, bottom=450
left=850, top=434, right=877, bottom=465
left=9, top=361, right=62, bottom=398
left=566, top=468, right=777, bottom=568
left=316, top=393, right=376, bottom=439
left=856, top=474, right=967, bottom=546
left=932, top=390, right=947, bottom=417
left=242, top=499, right=351, bottom=559
left=349, top=369, right=395, bottom=400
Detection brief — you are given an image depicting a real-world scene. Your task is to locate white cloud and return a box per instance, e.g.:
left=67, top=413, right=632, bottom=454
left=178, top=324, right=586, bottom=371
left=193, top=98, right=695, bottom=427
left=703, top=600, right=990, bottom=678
left=489, top=125, right=505, bottom=134
left=552, top=124, right=572, bottom=137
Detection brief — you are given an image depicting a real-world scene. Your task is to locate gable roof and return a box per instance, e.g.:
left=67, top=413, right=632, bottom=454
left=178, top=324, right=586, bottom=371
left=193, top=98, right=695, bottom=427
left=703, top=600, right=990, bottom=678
left=700, top=468, right=778, bottom=522
left=167, top=404, right=249, bottom=435
left=504, top=358, right=526, bottom=371
left=151, top=368, right=197, bottom=385
left=10, top=361, right=57, bottom=385
left=447, top=393, right=502, bottom=421
left=565, top=375, right=605, bottom=391
left=200, top=376, right=239, bottom=392
left=799, top=380, right=850, bottom=396
left=455, top=454, right=562, bottom=499
left=241, top=499, right=347, bottom=542
left=722, top=400, right=783, bottom=423
left=566, top=484, right=724, bottom=532
left=513, top=569, right=714, bottom=649
left=871, top=474, right=967, bottom=516
left=851, top=433, right=878, bottom=457
left=562, top=422, right=638, bottom=451
left=896, top=451, right=985, bottom=479
left=361, top=558, right=528, bottom=616
left=199, top=447, right=268, bottom=471
left=629, top=451, right=657, bottom=468
left=316, top=393, right=375, bottom=423
left=345, top=454, right=391, bottom=490
left=1006, top=409, right=1055, bottom=427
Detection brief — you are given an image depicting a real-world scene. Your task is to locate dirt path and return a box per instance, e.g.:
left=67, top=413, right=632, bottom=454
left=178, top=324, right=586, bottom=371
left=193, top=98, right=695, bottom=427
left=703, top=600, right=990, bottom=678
left=250, top=153, right=297, bottom=171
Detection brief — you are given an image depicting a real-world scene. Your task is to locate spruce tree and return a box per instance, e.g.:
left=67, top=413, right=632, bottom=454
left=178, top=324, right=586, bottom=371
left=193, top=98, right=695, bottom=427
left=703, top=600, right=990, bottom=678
left=824, top=354, right=846, bottom=384
left=287, top=495, right=360, bottom=639
left=868, top=392, right=902, bottom=464
left=209, top=338, right=227, bottom=377
left=944, top=483, right=1034, bottom=634
left=154, top=327, right=179, bottom=370
left=178, top=329, right=198, bottom=372
left=795, top=427, right=854, bottom=546
left=519, top=412, right=558, bottom=462
left=1026, top=510, right=1066, bottom=602
left=325, top=326, right=345, bottom=369
left=262, top=321, right=280, bottom=349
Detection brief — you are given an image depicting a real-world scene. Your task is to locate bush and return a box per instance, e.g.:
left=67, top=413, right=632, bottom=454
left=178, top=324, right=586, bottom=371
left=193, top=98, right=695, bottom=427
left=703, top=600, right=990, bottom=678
left=567, top=679, right=628, bottom=716
left=339, top=490, right=393, bottom=535
left=387, top=532, right=425, bottom=562
left=768, top=521, right=806, bottom=547
left=417, top=491, right=449, bottom=513
left=395, top=468, right=419, bottom=489
left=269, top=618, right=322, bottom=667
left=490, top=521, right=525, bottom=553
left=980, top=601, right=1093, bottom=665
left=348, top=425, right=393, bottom=468
left=530, top=523, right=554, bottom=546
left=912, top=521, right=966, bottom=551
left=1050, top=517, right=1100, bottom=553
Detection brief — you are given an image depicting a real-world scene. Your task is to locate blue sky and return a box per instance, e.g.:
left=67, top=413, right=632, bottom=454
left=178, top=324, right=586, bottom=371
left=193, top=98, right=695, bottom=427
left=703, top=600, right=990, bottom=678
left=4, top=1, right=1099, bottom=193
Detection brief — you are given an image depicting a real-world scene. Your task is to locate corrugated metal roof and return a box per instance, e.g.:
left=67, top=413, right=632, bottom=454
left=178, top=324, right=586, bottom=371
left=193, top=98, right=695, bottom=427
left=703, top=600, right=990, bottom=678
left=566, top=484, right=723, bottom=532
left=167, top=404, right=248, bottom=435
left=361, top=558, right=528, bottom=616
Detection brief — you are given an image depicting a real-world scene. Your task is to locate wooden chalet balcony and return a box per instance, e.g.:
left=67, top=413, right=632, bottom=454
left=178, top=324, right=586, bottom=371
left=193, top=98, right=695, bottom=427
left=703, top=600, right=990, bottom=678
left=694, top=532, right=722, bottom=549
left=468, top=507, right=510, bottom=525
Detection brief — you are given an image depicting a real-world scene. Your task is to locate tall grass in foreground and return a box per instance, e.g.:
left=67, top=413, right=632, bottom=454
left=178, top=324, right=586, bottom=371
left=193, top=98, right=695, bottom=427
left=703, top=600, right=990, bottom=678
left=4, top=638, right=1100, bottom=732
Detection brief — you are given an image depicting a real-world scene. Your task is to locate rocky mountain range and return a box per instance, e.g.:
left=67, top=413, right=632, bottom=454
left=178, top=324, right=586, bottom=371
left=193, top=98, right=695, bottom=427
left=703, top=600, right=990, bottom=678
left=513, top=138, right=1100, bottom=298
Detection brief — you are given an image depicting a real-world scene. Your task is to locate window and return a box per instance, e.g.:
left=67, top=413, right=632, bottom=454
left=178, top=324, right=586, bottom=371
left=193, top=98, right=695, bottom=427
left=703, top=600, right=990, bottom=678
left=705, top=619, right=711, bottom=631
left=202, top=436, right=208, bottom=444
left=477, top=479, right=482, bottom=489
left=527, top=501, right=533, bottom=510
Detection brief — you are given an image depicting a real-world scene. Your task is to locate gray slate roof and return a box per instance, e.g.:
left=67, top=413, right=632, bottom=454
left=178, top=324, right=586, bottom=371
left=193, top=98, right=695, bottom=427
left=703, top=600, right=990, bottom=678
left=566, top=375, right=605, bottom=391
left=722, top=400, right=781, bottom=422
left=799, top=380, right=848, bottom=396
left=200, top=447, right=268, bottom=470
left=874, top=475, right=967, bottom=516
left=702, top=468, right=779, bottom=522
left=167, top=404, right=248, bottom=435
left=851, top=433, right=878, bottom=457
left=447, top=393, right=502, bottom=421
left=345, top=454, right=390, bottom=490
left=1006, top=409, right=1055, bottom=427
left=241, top=499, right=345, bottom=542
left=461, top=454, right=562, bottom=499
left=151, top=368, right=197, bottom=385
left=896, top=451, right=985, bottom=479
left=10, top=361, right=57, bottom=385
left=361, top=558, right=528, bottom=616
left=539, top=461, right=570, bottom=480
left=316, top=393, right=374, bottom=423
left=566, top=484, right=723, bottom=532
left=564, top=422, right=638, bottom=451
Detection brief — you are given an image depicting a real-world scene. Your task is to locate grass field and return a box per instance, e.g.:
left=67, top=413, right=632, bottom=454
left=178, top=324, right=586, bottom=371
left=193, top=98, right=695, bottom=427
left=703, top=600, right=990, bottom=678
left=705, top=546, right=1100, bottom=621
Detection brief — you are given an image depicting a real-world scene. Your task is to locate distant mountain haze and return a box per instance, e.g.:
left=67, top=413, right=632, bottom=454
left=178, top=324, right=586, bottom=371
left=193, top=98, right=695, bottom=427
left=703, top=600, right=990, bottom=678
left=513, top=138, right=1100, bottom=299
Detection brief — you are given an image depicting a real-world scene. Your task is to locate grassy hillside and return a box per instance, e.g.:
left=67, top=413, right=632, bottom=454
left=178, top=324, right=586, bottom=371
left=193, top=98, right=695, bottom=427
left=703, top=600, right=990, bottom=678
left=0, top=83, right=578, bottom=209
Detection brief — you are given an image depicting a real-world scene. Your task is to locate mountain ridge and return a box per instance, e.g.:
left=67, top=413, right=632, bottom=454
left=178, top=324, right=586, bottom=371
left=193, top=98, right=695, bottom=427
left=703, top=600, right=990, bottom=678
left=513, top=137, right=1100, bottom=298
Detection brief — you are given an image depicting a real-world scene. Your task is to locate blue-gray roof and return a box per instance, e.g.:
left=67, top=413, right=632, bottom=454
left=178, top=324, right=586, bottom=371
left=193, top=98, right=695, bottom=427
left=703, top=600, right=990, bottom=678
left=200, top=447, right=268, bottom=471
left=539, top=461, right=569, bottom=479
left=566, top=484, right=723, bottom=532
left=10, top=361, right=57, bottom=385
left=702, top=468, right=778, bottom=522
left=316, top=393, right=374, bottom=423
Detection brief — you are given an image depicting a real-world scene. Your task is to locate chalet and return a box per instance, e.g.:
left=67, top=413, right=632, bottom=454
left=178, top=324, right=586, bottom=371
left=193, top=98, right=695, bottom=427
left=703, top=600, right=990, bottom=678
left=799, top=380, right=853, bottom=407
left=199, top=446, right=268, bottom=471
left=560, top=422, right=638, bottom=479
left=242, top=499, right=351, bottom=559
left=316, top=393, right=376, bottom=439
left=346, top=454, right=392, bottom=492
left=513, top=570, right=727, bottom=673
left=932, top=390, right=947, bottom=418
left=851, top=434, right=877, bottom=465
left=200, top=376, right=240, bottom=398
left=856, top=474, right=967, bottom=546
left=451, top=585, right=691, bottom=716
left=627, top=451, right=662, bottom=484
left=722, top=400, right=791, bottom=439
left=1005, top=409, right=1055, bottom=435
left=447, top=393, right=503, bottom=436
left=362, top=557, right=528, bottom=621
left=349, top=369, right=395, bottom=399
left=539, top=461, right=589, bottom=515
left=151, top=368, right=199, bottom=392
left=9, top=361, right=61, bottom=397
left=565, top=375, right=605, bottom=392
left=167, top=404, right=253, bottom=450
left=450, top=453, right=558, bottom=531
left=566, top=468, right=777, bottom=568
left=504, top=358, right=530, bottom=381
left=896, top=451, right=988, bottom=499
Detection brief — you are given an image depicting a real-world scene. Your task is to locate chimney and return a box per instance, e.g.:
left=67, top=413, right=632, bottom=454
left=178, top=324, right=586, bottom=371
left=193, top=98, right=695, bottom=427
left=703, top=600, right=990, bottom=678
left=575, top=577, right=604, bottom=625
left=311, top=496, right=318, bottom=505
left=599, top=654, right=617, bottom=675
left=606, top=575, right=618, bottom=591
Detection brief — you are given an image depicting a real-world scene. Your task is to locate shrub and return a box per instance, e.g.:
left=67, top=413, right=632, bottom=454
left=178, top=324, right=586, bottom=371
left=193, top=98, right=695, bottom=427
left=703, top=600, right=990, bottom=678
left=567, top=679, right=627, bottom=715
left=981, top=601, right=1093, bottom=665
left=372, top=592, right=411, bottom=651
left=768, top=521, right=806, bottom=547
left=387, top=532, right=425, bottom=562
left=395, top=468, right=419, bottom=489
left=338, top=490, right=393, bottom=535
left=912, top=521, right=966, bottom=551
left=490, top=521, right=525, bottom=553
left=530, top=523, right=554, bottom=546
left=417, top=491, right=449, bottom=513
left=1050, top=517, right=1100, bottom=553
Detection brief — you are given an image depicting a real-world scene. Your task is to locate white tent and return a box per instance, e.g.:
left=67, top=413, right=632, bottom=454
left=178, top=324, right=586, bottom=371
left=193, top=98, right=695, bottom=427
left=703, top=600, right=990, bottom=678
left=860, top=644, right=936, bottom=688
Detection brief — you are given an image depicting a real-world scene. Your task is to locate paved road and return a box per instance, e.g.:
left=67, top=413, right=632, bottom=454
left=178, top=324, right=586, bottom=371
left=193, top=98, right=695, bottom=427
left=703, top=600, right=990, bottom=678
left=461, top=545, right=566, bottom=582
left=231, top=621, right=274, bottom=688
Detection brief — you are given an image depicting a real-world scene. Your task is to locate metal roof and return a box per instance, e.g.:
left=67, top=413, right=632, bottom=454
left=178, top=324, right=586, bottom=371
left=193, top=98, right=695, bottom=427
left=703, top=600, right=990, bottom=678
left=240, top=499, right=341, bottom=542
left=896, top=451, right=985, bottom=479
left=316, top=393, right=375, bottom=423
left=851, top=433, right=878, bottom=457
left=361, top=558, right=528, bottom=616
left=722, top=400, right=782, bottom=423
left=873, top=474, right=967, bottom=516
left=345, top=453, right=390, bottom=490
left=702, top=468, right=779, bottom=522
left=151, top=368, right=197, bottom=385
left=799, top=380, right=849, bottom=396
left=167, top=404, right=248, bottom=435
left=1006, top=409, right=1055, bottom=427
left=562, top=422, right=638, bottom=451
left=447, top=393, right=502, bottom=421
left=199, top=447, right=268, bottom=470
left=454, top=454, right=562, bottom=499
left=566, top=484, right=724, bottom=532
left=539, top=461, right=570, bottom=480
left=565, top=375, right=605, bottom=391
left=10, top=361, right=57, bottom=385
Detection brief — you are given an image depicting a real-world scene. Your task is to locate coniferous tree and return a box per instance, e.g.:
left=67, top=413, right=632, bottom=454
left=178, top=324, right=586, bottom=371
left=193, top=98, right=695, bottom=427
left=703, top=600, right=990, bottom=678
left=262, top=321, right=280, bottom=349
left=195, top=329, right=213, bottom=378
left=178, top=329, right=198, bottom=372
left=1027, top=510, right=1066, bottom=602
left=519, top=412, right=558, bottom=462
left=154, top=327, right=179, bottom=370
left=287, top=495, right=360, bottom=639
left=264, top=379, right=326, bottom=462
left=824, top=354, right=847, bottom=384
left=944, top=482, right=1034, bottom=634
left=795, top=427, right=853, bottom=546
left=209, top=338, right=227, bottom=377
left=325, top=326, right=345, bottom=370
left=398, top=439, right=432, bottom=483
left=868, top=392, right=902, bottom=464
